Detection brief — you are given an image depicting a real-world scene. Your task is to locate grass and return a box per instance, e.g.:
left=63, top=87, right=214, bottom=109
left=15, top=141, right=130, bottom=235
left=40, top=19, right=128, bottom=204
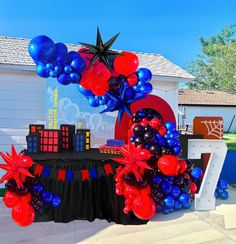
left=0, top=188, right=6, bottom=197
left=224, top=133, right=236, bottom=150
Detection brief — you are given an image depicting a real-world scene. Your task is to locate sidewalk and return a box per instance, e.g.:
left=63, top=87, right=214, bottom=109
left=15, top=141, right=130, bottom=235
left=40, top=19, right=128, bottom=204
left=0, top=187, right=235, bottom=244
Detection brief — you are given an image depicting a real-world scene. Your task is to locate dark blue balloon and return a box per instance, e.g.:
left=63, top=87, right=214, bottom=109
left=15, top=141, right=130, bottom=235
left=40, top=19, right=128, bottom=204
left=54, top=65, right=63, bottom=74
left=218, top=188, right=224, bottom=193
left=57, top=74, right=71, bottom=85
left=144, top=83, right=153, bottom=93
left=28, top=35, right=56, bottom=63
left=167, top=139, right=175, bottom=147
left=64, top=65, right=72, bottom=74
left=33, top=183, right=44, bottom=192
left=182, top=201, right=191, bottom=209
left=66, top=51, right=80, bottom=63
left=153, top=176, right=162, bottom=184
left=136, top=68, right=152, bottom=82
left=157, top=138, right=166, bottom=146
left=125, top=87, right=134, bottom=100
left=162, top=181, right=172, bottom=194
left=70, top=73, right=81, bottom=83
left=36, top=63, right=50, bottom=78
left=174, top=200, right=181, bottom=210
left=49, top=70, right=58, bottom=78
left=164, top=196, right=175, bottom=208
left=191, top=167, right=203, bottom=179
left=77, top=85, right=94, bottom=97
left=165, top=122, right=176, bottom=131
left=169, top=131, right=180, bottom=139
left=46, top=63, right=54, bottom=70
left=55, top=42, right=68, bottom=57
left=88, top=96, right=99, bottom=107
left=51, top=195, right=61, bottom=207
left=172, top=186, right=181, bottom=198
left=172, top=146, right=182, bottom=155
left=220, top=190, right=229, bottom=200
left=218, top=179, right=228, bottom=189
left=98, top=96, right=106, bottom=105
left=179, top=193, right=190, bottom=204
left=56, top=55, right=66, bottom=65
left=214, top=189, right=219, bottom=198
left=42, top=191, right=53, bottom=203
left=163, top=208, right=170, bottom=214
left=71, top=55, right=86, bottom=72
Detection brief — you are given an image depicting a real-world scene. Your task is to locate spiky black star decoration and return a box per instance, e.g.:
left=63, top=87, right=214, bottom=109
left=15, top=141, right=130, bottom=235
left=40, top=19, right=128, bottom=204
left=100, top=83, right=133, bottom=124
left=79, top=27, right=121, bottom=71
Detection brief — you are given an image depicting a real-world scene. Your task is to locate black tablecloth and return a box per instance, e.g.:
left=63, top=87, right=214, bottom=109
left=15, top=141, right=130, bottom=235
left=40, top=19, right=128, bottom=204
left=26, top=149, right=148, bottom=225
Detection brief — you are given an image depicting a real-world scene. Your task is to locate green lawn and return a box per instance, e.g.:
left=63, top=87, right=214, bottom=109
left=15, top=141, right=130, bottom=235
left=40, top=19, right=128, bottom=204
left=224, top=133, right=236, bottom=150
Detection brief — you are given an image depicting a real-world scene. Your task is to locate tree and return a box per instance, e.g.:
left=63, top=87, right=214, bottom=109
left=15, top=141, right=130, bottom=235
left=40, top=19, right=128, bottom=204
left=187, top=25, right=236, bottom=92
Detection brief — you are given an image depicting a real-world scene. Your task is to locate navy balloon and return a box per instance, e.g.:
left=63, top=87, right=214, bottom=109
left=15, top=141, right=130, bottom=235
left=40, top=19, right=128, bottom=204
left=220, top=191, right=229, bottom=200
left=165, top=122, right=176, bottom=131
left=153, top=176, right=162, bottom=184
left=182, top=201, right=191, bottom=209
left=36, top=63, right=50, bottom=78
left=162, top=181, right=172, bottom=194
left=172, top=186, right=181, bottom=198
left=144, top=83, right=153, bottom=93
left=55, top=42, right=68, bottom=57
left=28, top=35, right=56, bottom=63
left=64, top=65, right=72, bottom=74
left=179, top=193, right=190, bottom=204
left=88, top=96, right=99, bottom=107
left=33, top=183, right=44, bottom=192
left=174, top=200, right=181, bottom=210
left=70, top=73, right=81, bottom=83
left=71, top=55, right=86, bottom=72
left=77, top=85, right=94, bottom=97
left=51, top=195, right=61, bottom=207
left=57, top=74, right=71, bottom=85
left=218, top=179, right=228, bottom=189
left=66, top=51, right=80, bottom=63
left=125, top=87, right=134, bottom=100
left=136, top=68, right=152, bottom=82
left=42, top=191, right=53, bottom=203
left=164, top=196, right=175, bottom=208
left=191, top=167, right=203, bottom=179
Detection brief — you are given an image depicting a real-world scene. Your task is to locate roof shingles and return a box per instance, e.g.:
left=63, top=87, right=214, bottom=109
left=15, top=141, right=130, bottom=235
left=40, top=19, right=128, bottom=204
left=0, top=36, right=194, bottom=80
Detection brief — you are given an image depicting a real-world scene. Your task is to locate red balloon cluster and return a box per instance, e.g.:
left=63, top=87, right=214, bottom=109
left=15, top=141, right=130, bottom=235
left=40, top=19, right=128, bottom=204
left=115, top=167, right=156, bottom=220
left=4, top=191, right=35, bottom=227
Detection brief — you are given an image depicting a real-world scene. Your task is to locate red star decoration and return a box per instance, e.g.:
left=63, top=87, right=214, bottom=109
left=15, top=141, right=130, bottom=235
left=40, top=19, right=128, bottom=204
left=113, top=145, right=152, bottom=181
left=0, top=145, right=34, bottom=188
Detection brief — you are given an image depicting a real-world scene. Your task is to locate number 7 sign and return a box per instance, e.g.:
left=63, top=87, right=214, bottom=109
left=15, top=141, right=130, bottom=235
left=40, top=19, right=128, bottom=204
left=188, top=139, right=227, bottom=211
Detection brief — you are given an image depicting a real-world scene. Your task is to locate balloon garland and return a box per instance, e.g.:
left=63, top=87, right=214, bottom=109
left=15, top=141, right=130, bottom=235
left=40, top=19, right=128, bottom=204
left=0, top=146, right=61, bottom=227
left=113, top=109, right=203, bottom=219
left=28, top=29, right=153, bottom=123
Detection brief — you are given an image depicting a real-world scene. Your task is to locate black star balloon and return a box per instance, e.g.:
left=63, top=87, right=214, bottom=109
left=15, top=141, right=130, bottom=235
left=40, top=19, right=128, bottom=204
left=79, top=27, right=121, bottom=71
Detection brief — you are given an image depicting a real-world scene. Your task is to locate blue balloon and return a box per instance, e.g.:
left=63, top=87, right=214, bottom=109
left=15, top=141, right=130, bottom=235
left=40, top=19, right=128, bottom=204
left=66, top=51, right=80, bottom=63
left=88, top=96, right=99, bottom=107
left=125, top=87, right=134, bottom=100
left=162, top=181, right=172, bottom=194
left=98, top=96, right=106, bottom=105
left=179, top=193, right=190, bottom=204
left=28, top=35, right=56, bottom=63
left=36, top=63, right=50, bottom=78
left=182, top=201, right=191, bottom=209
left=51, top=195, right=61, bottom=207
left=57, top=74, right=71, bottom=85
left=218, top=179, right=228, bottom=189
left=71, top=55, right=86, bottom=72
left=214, top=190, right=219, bottom=198
left=164, top=196, right=175, bottom=208
left=191, top=167, right=203, bottom=179
left=218, top=188, right=224, bottom=193
left=49, top=70, right=58, bottom=78
left=42, top=191, right=53, bottom=203
left=77, top=85, right=94, bottom=97
left=174, top=200, right=181, bottom=210
left=167, top=139, right=175, bottom=147
left=70, top=73, right=81, bottom=83
left=169, top=131, right=180, bottom=139
left=136, top=68, right=152, bottom=82
left=46, top=63, right=54, bottom=70
left=220, top=190, right=229, bottom=200
left=144, top=83, right=153, bottom=93
left=163, top=208, right=170, bottom=214
left=157, top=138, right=166, bottom=146
left=153, top=176, right=162, bottom=184
left=56, top=55, right=66, bottom=65
left=172, top=146, right=182, bottom=155
left=33, top=183, right=44, bottom=192
left=54, top=65, right=63, bottom=74
left=55, top=42, right=68, bottom=57
left=64, top=65, right=72, bottom=74
left=165, top=122, right=176, bottom=131
left=172, top=186, right=181, bottom=198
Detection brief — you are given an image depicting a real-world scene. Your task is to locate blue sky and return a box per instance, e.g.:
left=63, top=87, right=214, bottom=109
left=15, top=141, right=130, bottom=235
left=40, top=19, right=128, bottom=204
left=0, top=0, right=235, bottom=67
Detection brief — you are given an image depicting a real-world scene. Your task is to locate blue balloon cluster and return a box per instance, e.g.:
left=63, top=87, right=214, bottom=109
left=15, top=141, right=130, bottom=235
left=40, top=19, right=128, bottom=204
left=151, top=174, right=192, bottom=214
left=191, top=167, right=203, bottom=179
left=215, top=178, right=229, bottom=200
left=29, top=35, right=86, bottom=85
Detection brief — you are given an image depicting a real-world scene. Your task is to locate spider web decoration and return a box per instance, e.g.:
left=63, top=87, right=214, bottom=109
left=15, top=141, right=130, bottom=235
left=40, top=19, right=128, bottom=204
left=201, top=120, right=223, bottom=139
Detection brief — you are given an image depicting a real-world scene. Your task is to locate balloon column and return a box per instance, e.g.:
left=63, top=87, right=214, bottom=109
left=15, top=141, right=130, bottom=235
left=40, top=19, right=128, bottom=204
left=0, top=146, right=61, bottom=227
left=113, top=109, right=203, bottom=219
left=215, top=178, right=229, bottom=200
left=28, top=29, right=153, bottom=123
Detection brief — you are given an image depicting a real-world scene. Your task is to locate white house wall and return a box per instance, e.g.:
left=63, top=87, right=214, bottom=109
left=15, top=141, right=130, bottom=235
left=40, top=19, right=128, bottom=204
left=178, top=105, right=236, bottom=132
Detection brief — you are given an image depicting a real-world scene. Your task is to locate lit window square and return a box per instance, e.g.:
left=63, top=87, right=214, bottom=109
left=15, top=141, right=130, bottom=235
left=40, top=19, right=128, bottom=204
left=44, top=138, right=48, bottom=143
left=48, top=146, right=52, bottom=152
left=54, top=138, right=57, bottom=143
left=53, top=146, right=58, bottom=152
left=44, top=131, right=48, bottom=137
left=54, top=132, right=58, bottom=137
left=49, top=138, right=53, bottom=144
left=40, top=139, right=43, bottom=143
left=66, top=138, right=68, bottom=142
left=48, top=131, right=52, bottom=137
left=66, top=127, right=68, bottom=131
left=86, top=139, right=89, bottom=143
left=86, top=145, right=90, bottom=150
left=86, top=132, right=90, bottom=137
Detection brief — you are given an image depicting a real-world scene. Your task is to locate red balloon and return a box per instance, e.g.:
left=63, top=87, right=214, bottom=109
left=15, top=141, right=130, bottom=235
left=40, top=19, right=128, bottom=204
left=140, top=118, right=149, bottom=126
left=149, top=118, right=162, bottom=130
left=135, top=149, right=151, bottom=161
left=132, top=195, right=156, bottom=220
left=12, top=203, right=35, bottom=227
left=158, top=126, right=167, bottom=136
left=157, top=155, right=179, bottom=176
left=21, top=193, right=32, bottom=204
left=21, top=156, right=34, bottom=168
left=127, top=73, right=138, bottom=86
left=178, top=160, right=187, bottom=174
left=123, top=184, right=140, bottom=197
left=190, top=182, right=197, bottom=195
left=184, top=173, right=190, bottom=180
left=114, top=51, right=139, bottom=76
left=3, top=191, right=21, bottom=208
left=140, top=185, right=151, bottom=196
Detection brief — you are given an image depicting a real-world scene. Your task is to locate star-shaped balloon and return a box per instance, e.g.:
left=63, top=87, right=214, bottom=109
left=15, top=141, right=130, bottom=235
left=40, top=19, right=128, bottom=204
left=113, top=145, right=152, bottom=182
left=79, top=27, right=121, bottom=71
left=0, top=145, right=34, bottom=188
left=100, top=83, right=133, bottom=124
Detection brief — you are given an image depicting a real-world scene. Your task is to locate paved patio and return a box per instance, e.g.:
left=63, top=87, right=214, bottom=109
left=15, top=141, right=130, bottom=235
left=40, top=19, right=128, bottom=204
left=0, top=187, right=235, bottom=244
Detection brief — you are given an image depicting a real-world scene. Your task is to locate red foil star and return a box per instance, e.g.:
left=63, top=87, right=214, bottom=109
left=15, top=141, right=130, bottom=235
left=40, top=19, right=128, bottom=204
left=113, top=145, right=152, bottom=181
left=0, top=145, right=34, bottom=188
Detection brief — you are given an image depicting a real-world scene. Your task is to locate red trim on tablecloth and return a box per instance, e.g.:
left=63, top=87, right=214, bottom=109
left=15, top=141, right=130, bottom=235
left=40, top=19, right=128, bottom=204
left=58, top=169, right=66, bottom=181
left=104, top=164, right=113, bottom=176
left=34, top=164, right=44, bottom=176
left=81, top=169, right=90, bottom=181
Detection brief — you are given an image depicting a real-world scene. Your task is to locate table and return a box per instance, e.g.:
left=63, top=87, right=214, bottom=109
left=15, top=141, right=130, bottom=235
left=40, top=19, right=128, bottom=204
left=26, top=149, right=148, bottom=225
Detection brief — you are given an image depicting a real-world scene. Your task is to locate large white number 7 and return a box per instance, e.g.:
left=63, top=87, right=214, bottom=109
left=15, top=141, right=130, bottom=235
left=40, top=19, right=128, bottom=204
left=188, top=139, right=227, bottom=211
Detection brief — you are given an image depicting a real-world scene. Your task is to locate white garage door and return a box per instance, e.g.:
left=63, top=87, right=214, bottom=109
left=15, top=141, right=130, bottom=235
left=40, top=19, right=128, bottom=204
left=0, top=69, right=45, bottom=186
